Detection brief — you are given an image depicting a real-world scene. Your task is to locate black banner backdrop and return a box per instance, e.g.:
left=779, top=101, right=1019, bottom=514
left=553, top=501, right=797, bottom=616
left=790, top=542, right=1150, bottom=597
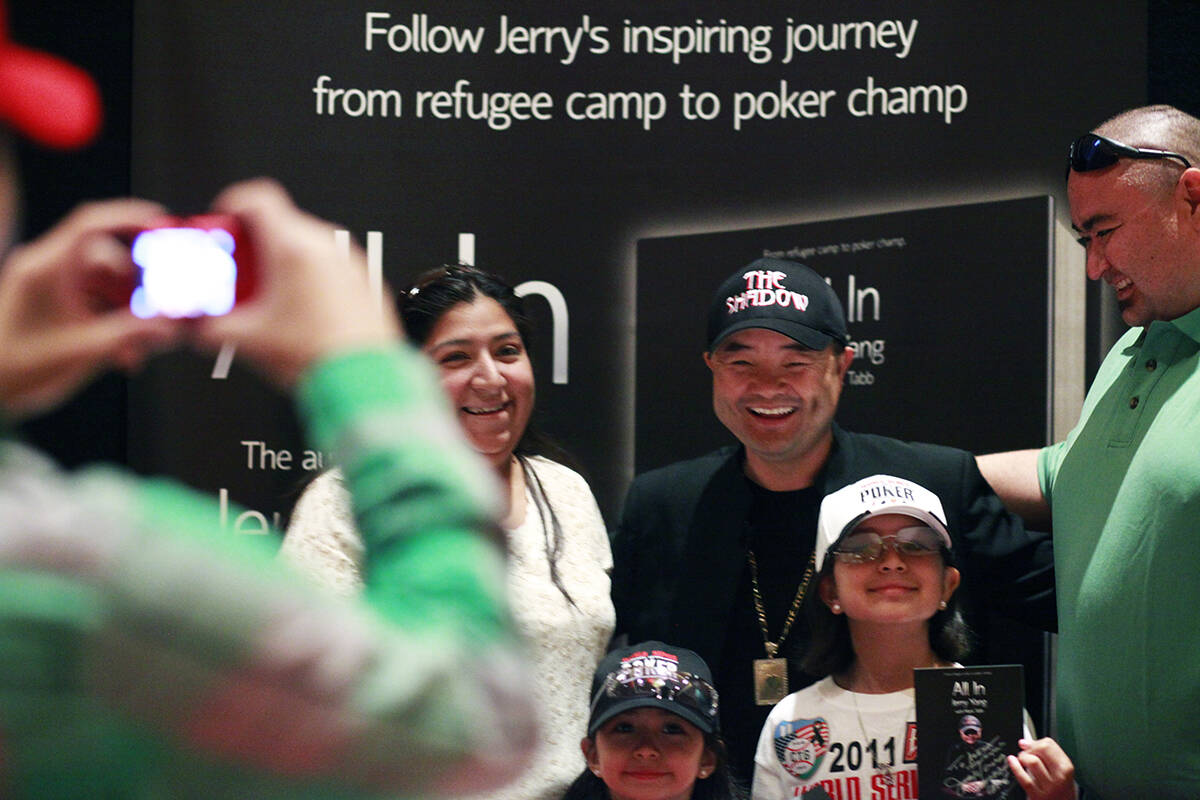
left=129, top=2, right=1145, bottom=531
left=635, top=197, right=1053, bottom=473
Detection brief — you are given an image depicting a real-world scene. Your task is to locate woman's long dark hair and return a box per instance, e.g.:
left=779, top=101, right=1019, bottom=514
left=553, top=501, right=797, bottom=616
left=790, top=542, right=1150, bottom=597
left=798, top=547, right=972, bottom=678
left=561, top=732, right=746, bottom=800
left=400, top=264, right=579, bottom=606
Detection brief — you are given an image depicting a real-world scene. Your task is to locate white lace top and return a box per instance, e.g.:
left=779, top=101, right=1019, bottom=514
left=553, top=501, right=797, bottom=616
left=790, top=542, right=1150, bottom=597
left=281, top=455, right=615, bottom=800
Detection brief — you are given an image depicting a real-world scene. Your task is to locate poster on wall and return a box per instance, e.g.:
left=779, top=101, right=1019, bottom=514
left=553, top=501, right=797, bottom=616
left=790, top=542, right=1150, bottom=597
left=129, top=2, right=1146, bottom=531
left=635, top=197, right=1052, bottom=472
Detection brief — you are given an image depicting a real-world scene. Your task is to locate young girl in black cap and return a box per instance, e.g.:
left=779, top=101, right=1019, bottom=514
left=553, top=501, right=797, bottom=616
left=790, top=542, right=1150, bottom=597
left=751, top=475, right=1075, bottom=800
left=564, top=640, right=746, bottom=800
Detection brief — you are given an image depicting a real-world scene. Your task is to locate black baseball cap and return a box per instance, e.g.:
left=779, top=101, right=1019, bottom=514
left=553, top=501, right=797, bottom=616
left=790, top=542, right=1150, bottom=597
left=707, top=257, right=848, bottom=351
left=587, top=641, right=720, bottom=736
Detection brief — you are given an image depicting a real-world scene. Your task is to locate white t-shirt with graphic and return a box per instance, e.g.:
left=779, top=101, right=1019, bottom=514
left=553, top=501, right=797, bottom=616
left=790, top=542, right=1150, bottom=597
left=753, top=676, right=920, bottom=799
left=753, top=671, right=1034, bottom=800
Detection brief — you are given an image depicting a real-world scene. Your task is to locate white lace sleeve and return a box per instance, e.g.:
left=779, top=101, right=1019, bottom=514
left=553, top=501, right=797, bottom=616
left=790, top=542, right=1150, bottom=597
left=280, top=457, right=615, bottom=800
left=278, top=469, right=364, bottom=597
left=481, top=456, right=614, bottom=800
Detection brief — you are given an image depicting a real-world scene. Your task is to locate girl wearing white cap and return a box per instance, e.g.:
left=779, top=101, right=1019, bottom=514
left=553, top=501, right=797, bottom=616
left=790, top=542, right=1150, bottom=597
left=751, top=475, right=1074, bottom=800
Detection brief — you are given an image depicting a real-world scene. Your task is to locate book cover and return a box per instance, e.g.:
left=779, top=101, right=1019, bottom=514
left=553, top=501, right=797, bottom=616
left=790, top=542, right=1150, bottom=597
left=914, top=664, right=1025, bottom=799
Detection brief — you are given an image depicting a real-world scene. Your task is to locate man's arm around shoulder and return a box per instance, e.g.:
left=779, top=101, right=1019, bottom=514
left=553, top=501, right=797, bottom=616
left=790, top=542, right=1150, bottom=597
left=976, top=449, right=1051, bottom=530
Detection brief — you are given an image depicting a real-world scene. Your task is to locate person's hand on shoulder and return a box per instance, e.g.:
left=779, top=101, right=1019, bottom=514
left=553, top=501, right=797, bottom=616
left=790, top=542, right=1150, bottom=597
left=1007, top=737, right=1076, bottom=800
left=0, top=198, right=178, bottom=420
left=190, top=178, right=400, bottom=387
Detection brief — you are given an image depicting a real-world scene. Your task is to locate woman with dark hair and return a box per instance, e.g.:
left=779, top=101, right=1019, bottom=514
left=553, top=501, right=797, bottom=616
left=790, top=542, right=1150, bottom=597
left=751, top=475, right=1073, bottom=800
left=282, top=264, right=615, bottom=800
left=563, top=641, right=746, bottom=800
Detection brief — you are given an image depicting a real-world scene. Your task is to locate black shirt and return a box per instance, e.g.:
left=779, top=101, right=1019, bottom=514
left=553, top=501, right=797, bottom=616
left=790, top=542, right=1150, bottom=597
left=716, top=478, right=823, bottom=783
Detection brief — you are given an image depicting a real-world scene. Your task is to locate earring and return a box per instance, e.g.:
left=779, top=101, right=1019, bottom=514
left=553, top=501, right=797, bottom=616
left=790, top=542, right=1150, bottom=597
left=938, top=600, right=947, bottom=611
left=698, top=768, right=711, bottom=778
left=830, top=602, right=842, bottom=614
left=592, top=768, right=602, bottom=777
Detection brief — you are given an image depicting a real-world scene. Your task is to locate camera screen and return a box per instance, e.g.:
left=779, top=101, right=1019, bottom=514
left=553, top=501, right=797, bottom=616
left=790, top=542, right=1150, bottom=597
left=130, top=227, right=238, bottom=318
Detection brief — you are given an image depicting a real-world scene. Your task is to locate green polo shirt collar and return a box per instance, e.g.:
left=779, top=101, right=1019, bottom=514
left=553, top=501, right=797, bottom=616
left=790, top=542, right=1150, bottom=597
left=1167, top=302, right=1200, bottom=345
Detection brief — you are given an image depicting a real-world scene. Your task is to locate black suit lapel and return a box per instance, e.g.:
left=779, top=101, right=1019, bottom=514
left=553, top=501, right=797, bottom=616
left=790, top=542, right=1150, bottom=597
left=667, top=451, right=752, bottom=662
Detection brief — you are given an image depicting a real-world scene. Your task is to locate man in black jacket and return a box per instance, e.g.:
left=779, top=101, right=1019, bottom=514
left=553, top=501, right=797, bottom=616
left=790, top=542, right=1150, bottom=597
left=611, top=258, right=1054, bottom=781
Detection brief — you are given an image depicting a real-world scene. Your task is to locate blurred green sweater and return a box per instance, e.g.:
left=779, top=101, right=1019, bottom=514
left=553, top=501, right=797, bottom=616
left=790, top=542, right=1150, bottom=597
left=0, top=346, right=534, bottom=799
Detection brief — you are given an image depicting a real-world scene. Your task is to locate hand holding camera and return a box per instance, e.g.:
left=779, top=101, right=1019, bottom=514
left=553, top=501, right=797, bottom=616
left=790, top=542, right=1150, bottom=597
left=0, top=197, right=176, bottom=419
left=0, top=179, right=398, bottom=418
left=189, top=179, right=399, bottom=388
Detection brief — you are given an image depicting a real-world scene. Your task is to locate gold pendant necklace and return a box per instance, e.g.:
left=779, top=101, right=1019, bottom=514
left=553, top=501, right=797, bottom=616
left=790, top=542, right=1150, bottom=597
left=747, top=549, right=815, bottom=705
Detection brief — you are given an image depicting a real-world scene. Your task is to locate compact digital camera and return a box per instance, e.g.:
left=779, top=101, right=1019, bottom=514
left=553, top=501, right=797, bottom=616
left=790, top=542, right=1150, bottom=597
left=129, top=214, right=255, bottom=318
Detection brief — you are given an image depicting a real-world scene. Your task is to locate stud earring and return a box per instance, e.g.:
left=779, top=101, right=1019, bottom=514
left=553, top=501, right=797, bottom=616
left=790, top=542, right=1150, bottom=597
left=938, top=600, right=947, bottom=611
left=831, top=602, right=842, bottom=614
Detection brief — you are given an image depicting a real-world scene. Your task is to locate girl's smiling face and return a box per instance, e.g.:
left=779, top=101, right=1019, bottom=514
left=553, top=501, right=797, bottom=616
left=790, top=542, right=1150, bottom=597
left=583, top=707, right=716, bottom=800
left=822, top=513, right=960, bottom=627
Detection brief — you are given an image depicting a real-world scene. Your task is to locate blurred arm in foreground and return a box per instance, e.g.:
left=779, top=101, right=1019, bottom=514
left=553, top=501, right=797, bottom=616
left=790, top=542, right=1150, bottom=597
left=0, top=179, right=535, bottom=798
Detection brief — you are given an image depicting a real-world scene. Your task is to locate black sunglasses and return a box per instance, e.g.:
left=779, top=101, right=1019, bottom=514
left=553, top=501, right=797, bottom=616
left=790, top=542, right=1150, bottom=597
left=1068, top=133, right=1192, bottom=176
left=831, top=525, right=945, bottom=564
left=403, top=264, right=476, bottom=298
left=590, top=668, right=719, bottom=721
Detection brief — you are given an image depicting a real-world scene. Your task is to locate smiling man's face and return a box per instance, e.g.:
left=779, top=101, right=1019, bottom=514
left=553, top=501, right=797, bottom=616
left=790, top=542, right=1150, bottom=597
left=705, top=327, right=852, bottom=486
left=1069, top=161, right=1200, bottom=327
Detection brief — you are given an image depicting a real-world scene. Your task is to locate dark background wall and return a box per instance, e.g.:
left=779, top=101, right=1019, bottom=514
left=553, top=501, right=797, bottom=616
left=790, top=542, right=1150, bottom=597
left=12, top=0, right=1200, bottom=467
left=10, top=2, right=133, bottom=466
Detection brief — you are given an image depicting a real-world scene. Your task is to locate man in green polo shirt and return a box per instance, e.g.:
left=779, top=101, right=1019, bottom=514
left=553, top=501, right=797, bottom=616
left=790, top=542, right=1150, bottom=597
left=980, top=104, right=1200, bottom=799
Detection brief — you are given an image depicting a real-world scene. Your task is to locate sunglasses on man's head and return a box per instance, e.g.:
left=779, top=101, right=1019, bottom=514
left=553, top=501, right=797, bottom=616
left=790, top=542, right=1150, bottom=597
left=831, top=525, right=945, bottom=564
left=1067, top=133, right=1192, bottom=175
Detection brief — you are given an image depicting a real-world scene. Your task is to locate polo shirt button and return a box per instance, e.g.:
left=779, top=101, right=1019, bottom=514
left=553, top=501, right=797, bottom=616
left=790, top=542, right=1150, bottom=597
left=1146, top=359, right=1157, bottom=371
left=1130, top=396, right=1140, bottom=409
